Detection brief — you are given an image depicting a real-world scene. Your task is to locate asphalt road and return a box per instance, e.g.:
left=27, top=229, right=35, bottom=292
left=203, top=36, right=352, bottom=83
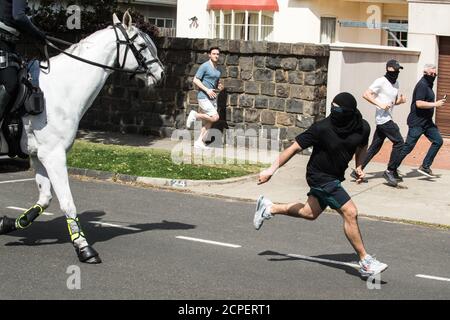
left=0, top=162, right=449, bottom=300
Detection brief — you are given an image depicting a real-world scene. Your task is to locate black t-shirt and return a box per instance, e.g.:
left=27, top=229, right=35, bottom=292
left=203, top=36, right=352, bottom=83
left=295, top=117, right=370, bottom=187
left=407, top=77, right=436, bottom=127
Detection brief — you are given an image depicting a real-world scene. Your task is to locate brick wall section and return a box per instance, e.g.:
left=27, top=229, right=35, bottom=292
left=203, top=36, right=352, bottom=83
left=79, top=38, right=329, bottom=148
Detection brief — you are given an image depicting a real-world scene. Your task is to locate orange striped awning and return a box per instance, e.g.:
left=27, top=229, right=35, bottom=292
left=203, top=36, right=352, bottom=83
left=207, top=0, right=279, bottom=11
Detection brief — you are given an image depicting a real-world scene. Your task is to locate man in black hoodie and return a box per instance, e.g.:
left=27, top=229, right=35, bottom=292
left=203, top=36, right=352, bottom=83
left=391, top=64, right=446, bottom=178
left=253, top=92, right=388, bottom=278
left=0, top=0, right=46, bottom=122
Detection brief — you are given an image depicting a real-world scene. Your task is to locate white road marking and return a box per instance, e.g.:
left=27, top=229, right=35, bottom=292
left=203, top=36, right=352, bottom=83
left=0, top=178, right=34, bottom=185
left=287, top=253, right=360, bottom=269
left=416, top=274, right=450, bottom=282
left=89, top=221, right=140, bottom=231
left=7, top=206, right=54, bottom=216
left=176, top=236, right=242, bottom=248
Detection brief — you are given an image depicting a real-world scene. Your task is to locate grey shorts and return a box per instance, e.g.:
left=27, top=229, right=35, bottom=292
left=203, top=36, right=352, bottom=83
left=198, top=98, right=218, bottom=117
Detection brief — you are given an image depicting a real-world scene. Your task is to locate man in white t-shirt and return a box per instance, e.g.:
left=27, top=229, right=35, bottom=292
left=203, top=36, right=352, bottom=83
left=352, top=60, right=407, bottom=187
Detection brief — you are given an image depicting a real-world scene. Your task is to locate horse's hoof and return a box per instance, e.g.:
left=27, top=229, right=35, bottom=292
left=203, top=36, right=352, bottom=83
left=76, top=246, right=102, bottom=264
left=0, top=216, right=17, bottom=235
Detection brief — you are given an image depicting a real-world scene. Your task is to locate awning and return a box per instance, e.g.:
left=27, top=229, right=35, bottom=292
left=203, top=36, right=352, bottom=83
left=207, top=0, right=279, bottom=11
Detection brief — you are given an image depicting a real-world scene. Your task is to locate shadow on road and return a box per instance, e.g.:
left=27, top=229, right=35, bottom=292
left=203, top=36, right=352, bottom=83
left=3, top=210, right=196, bottom=247
left=259, top=250, right=388, bottom=284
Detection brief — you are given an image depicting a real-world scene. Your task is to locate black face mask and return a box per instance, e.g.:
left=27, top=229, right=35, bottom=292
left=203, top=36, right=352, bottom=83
left=424, top=74, right=436, bottom=87
left=385, top=71, right=400, bottom=84
left=330, top=104, right=363, bottom=136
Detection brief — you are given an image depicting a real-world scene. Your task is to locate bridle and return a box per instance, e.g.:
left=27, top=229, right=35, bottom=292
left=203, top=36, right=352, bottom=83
left=44, top=23, right=162, bottom=78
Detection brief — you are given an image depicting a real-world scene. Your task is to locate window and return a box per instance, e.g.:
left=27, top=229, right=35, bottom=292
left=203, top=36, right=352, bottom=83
left=387, top=19, right=408, bottom=47
left=320, top=17, right=336, bottom=44
left=210, top=10, right=274, bottom=41
left=148, top=17, right=175, bottom=29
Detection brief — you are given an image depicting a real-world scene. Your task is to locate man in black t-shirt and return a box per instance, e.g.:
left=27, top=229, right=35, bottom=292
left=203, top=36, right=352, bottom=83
left=253, top=92, right=388, bottom=278
left=390, top=64, right=446, bottom=178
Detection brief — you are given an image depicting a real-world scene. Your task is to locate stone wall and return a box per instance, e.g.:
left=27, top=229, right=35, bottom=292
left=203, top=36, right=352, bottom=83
left=80, top=38, right=329, bottom=149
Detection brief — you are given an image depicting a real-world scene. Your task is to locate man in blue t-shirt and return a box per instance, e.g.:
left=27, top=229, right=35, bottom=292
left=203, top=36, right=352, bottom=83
left=391, top=64, right=446, bottom=177
left=186, top=47, right=223, bottom=150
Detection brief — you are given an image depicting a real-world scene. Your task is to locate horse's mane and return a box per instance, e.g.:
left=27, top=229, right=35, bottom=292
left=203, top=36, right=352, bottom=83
left=63, top=26, right=115, bottom=55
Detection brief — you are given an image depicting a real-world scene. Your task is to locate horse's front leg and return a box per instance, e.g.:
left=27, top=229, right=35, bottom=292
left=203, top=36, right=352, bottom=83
left=0, top=156, right=52, bottom=234
left=38, top=147, right=102, bottom=264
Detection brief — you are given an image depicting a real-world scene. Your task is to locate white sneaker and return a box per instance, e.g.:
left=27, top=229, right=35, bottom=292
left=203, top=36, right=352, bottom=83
left=253, top=195, right=273, bottom=230
left=186, top=110, right=197, bottom=129
left=194, top=140, right=210, bottom=150
left=359, top=254, right=388, bottom=277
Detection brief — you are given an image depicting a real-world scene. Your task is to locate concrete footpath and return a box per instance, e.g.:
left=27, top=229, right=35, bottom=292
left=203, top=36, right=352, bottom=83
left=76, top=130, right=450, bottom=227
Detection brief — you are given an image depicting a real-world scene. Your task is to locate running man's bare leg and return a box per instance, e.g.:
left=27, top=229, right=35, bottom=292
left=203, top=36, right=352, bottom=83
left=195, top=113, right=219, bottom=143
left=270, top=196, right=324, bottom=220
left=336, top=200, right=367, bottom=260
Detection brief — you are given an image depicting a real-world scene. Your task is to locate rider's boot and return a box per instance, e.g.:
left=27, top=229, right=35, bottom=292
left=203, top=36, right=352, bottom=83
left=0, top=85, right=10, bottom=122
left=67, top=217, right=102, bottom=264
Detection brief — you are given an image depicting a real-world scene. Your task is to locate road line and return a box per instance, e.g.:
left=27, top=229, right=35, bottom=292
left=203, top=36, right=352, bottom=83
left=7, top=206, right=54, bottom=216
left=416, top=274, right=450, bottom=282
left=176, top=236, right=242, bottom=248
left=0, top=178, right=34, bottom=185
left=287, top=253, right=360, bottom=269
left=89, top=221, right=140, bottom=231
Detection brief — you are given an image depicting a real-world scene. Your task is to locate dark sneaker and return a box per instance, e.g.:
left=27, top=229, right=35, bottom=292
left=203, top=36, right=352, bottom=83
left=392, top=170, right=403, bottom=182
left=417, top=166, right=436, bottom=178
left=383, top=170, right=398, bottom=187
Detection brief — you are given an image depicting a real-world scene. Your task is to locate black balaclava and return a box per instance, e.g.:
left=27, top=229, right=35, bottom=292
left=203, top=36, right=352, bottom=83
left=385, top=70, right=400, bottom=85
left=424, top=74, right=436, bottom=87
left=330, top=92, right=363, bottom=136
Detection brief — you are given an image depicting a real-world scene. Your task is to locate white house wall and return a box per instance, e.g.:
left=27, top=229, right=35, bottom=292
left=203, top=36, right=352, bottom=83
left=408, top=1, right=450, bottom=80
left=176, top=0, right=210, bottom=38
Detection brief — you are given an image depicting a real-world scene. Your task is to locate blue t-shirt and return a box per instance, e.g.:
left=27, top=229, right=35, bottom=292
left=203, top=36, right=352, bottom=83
left=195, top=60, right=221, bottom=100
left=407, top=77, right=436, bottom=127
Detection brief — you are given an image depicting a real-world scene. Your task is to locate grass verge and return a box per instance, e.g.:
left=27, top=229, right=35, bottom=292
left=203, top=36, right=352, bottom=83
left=67, top=140, right=267, bottom=180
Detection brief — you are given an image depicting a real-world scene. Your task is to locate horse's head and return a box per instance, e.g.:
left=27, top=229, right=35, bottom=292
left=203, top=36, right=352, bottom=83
left=112, top=11, right=164, bottom=87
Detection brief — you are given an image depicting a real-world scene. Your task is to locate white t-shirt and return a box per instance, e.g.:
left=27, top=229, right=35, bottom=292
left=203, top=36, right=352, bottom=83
left=369, top=77, right=399, bottom=125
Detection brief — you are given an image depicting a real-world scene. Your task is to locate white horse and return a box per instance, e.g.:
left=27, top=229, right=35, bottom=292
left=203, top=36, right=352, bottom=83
left=0, top=12, right=164, bottom=263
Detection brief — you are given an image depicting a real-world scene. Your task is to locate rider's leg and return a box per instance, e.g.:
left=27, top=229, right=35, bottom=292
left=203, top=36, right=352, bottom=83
left=38, top=147, right=101, bottom=264
left=0, top=84, right=11, bottom=121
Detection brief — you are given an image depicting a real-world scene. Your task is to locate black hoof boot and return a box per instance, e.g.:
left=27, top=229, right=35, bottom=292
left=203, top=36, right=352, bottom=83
left=0, top=216, right=17, bottom=235
left=76, top=245, right=102, bottom=264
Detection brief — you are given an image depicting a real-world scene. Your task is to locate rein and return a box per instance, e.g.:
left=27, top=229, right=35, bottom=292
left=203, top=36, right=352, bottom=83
left=42, top=24, right=160, bottom=75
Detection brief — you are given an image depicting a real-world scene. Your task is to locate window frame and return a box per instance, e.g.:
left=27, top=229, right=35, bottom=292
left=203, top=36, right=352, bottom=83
left=209, top=9, right=274, bottom=41
left=148, top=17, right=175, bottom=29
left=320, top=16, right=337, bottom=44
left=386, top=18, right=408, bottom=48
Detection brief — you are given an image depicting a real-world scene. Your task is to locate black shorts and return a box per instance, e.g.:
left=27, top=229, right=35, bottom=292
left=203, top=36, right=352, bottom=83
left=307, top=180, right=351, bottom=210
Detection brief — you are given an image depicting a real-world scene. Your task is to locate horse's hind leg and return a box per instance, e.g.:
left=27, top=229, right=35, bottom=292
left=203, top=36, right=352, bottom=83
left=0, top=156, right=52, bottom=234
left=38, top=148, right=101, bottom=264
left=15, top=156, right=53, bottom=229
